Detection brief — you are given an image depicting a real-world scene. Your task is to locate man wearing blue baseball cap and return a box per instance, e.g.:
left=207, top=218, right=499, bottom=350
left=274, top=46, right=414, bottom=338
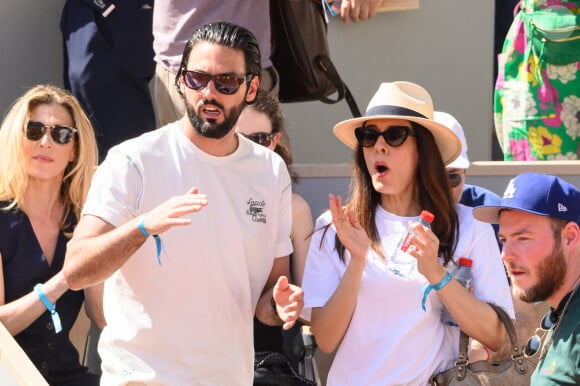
left=473, top=172, right=580, bottom=385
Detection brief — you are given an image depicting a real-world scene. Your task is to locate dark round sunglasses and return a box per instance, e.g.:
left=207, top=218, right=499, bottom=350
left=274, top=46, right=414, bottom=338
left=26, top=121, right=77, bottom=145
left=448, top=173, right=464, bottom=188
left=182, top=70, right=252, bottom=95
left=524, top=310, right=555, bottom=357
left=354, top=125, right=415, bottom=148
left=242, top=132, right=277, bottom=147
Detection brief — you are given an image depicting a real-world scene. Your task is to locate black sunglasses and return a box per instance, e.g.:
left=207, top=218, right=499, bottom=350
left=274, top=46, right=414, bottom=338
left=524, top=310, right=555, bottom=357
left=448, top=173, right=463, bottom=188
left=182, top=70, right=252, bottom=95
left=354, top=125, right=415, bottom=148
left=242, top=132, right=277, bottom=147
left=26, top=121, right=77, bottom=145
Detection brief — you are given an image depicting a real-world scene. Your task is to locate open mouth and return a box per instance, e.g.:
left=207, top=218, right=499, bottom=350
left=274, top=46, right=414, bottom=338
left=375, top=163, right=389, bottom=176
left=200, top=105, right=221, bottom=119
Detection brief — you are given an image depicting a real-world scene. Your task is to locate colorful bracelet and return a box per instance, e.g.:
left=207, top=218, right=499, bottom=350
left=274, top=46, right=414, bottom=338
left=421, top=272, right=452, bottom=311
left=33, top=284, right=62, bottom=334
left=138, top=214, right=164, bottom=266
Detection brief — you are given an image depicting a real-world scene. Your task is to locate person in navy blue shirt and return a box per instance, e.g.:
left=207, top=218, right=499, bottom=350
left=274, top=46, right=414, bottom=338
left=61, top=0, right=156, bottom=161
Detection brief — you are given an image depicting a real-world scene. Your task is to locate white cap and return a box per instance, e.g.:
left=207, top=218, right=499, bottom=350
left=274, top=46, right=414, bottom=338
left=433, top=111, right=470, bottom=169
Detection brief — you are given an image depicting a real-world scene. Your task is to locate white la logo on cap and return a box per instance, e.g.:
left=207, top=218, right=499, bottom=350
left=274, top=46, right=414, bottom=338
left=503, top=179, right=517, bottom=199
left=558, top=203, right=568, bottom=212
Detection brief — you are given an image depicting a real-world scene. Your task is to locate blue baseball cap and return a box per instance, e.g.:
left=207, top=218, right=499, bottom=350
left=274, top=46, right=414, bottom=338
left=473, top=172, right=580, bottom=225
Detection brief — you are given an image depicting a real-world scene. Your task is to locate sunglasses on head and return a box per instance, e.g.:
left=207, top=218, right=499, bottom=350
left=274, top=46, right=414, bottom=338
left=354, top=124, right=415, bottom=148
left=524, top=310, right=555, bottom=357
left=26, top=121, right=77, bottom=145
left=448, top=173, right=464, bottom=188
left=242, top=132, right=276, bottom=147
left=182, top=70, right=252, bottom=95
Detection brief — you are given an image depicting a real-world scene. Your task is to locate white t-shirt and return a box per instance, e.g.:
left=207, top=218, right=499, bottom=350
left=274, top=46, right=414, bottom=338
left=302, top=203, right=513, bottom=386
left=82, top=122, right=293, bottom=385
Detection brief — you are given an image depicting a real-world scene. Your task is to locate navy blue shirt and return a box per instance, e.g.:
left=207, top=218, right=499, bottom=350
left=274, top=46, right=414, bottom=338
left=460, top=184, right=501, bottom=248
left=0, top=203, right=88, bottom=385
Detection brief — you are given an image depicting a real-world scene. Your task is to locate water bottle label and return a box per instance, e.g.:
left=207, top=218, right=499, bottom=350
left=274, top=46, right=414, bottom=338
left=399, top=232, right=415, bottom=253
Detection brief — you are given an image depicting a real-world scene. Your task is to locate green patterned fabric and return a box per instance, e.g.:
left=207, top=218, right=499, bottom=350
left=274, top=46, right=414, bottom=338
left=494, top=0, right=580, bottom=160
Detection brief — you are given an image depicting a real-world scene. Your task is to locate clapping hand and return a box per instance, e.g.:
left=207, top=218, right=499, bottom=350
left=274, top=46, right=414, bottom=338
left=329, top=193, right=370, bottom=263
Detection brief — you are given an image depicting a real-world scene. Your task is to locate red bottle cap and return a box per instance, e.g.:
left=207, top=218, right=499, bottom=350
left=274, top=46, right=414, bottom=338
left=420, top=210, right=435, bottom=223
left=458, top=257, right=473, bottom=267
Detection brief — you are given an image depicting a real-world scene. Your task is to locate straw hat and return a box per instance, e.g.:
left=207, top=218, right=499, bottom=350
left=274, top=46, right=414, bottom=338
left=333, top=81, right=461, bottom=165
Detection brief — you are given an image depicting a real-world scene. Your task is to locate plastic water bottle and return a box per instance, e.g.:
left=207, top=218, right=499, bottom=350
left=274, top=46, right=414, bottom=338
left=440, top=257, right=474, bottom=326
left=389, top=210, right=435, bottom=277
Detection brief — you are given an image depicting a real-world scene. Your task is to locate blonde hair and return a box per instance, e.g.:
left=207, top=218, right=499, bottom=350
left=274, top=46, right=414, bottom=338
left=0, top=84, right=98, bottom=229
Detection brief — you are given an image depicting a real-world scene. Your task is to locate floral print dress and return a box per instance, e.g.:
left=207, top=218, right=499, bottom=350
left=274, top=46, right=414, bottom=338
left=494, top=0, right=579, bottom=160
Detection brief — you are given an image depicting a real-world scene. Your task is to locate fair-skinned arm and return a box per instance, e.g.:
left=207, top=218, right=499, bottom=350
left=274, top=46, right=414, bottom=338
left=0, top=261, right=69, bottom=336
left=310, top=194, right=370, bottom=353
left=255, top=256, right=304, bottom=330
left=407, top=223, right=507, bottom=351
left=63, top=187, right=208, bottom=290
left=83, top=283, right=105, bottom=330
left=339, top=0, right=380, bottom=24
left=290, top=193, right=314, bottom=286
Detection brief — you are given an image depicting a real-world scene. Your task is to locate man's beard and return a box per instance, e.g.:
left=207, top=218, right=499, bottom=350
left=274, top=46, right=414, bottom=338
left=186, top=98, right=245, bottom=139
left=513, top=241, right=567, bottom=303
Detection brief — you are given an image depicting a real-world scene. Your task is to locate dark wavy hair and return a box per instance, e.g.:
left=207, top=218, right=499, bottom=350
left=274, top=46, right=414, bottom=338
left=175, top=21, right=262, bottom=99
left=326, top=122, right=458, bottom=265
left=248, top=90, right=297, bottom=181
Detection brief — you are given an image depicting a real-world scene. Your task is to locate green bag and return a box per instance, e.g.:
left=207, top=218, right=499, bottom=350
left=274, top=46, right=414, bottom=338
left=522, top=7, right=580, bottom=65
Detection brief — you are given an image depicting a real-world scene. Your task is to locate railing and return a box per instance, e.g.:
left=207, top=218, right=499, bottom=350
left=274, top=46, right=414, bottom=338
left=294, top=161, right=580, bottom=218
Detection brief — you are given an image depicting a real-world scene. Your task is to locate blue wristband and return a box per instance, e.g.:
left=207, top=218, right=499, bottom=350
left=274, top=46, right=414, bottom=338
left=138, top=214, right=151, bottom=237
left=138, top=214, right=164, bottom=266
left=421, top=272, right=452, bottom=311
left=33, top=284, right=62, bottom=334
left=323, top=0, right=337, bottom=16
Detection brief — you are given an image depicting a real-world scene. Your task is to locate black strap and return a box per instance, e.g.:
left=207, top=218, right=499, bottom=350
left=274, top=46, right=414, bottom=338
left=316, top=55, right=362, bottom=118
left=343, top=83, right=362, bottom=118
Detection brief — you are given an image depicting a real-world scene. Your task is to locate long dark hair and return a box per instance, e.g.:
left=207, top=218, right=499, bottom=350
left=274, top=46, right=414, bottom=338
left=327, top=122, right=458, bottom=265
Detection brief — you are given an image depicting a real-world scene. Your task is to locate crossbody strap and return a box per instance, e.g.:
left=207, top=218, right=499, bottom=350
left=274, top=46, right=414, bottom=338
left=457, top=303, right=523, bottom=364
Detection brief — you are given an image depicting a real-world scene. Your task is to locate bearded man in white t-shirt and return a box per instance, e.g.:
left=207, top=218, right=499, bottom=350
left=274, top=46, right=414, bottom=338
left=63, top=21, right=303, bottom=386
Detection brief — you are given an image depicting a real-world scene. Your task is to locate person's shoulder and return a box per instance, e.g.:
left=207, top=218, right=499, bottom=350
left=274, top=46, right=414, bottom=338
left=0, top=202, right=19, bottom=218
left=455, top=202, right=475, bottom=221
left=314, top=209, right=332, bottom=227
left=292, top=193, right=312, bottom=214
left=105, top=122, right=179, bottom=161
left=241, top=135, right=283, bottom=163
left=456, top=202, right=486, bottom=227
left=124, top=122, right=177, bottom=147
left=239, top=136, right=289, bottom=177
left=292, top=193, right=313, bottom=224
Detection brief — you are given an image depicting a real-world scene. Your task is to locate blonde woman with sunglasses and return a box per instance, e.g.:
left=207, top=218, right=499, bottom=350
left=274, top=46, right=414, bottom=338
left=0, top=85, right=104, bottom=385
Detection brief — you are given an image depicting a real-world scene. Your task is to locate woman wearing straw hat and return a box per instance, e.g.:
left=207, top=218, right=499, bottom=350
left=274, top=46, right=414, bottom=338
left=301, top=81, right=514, bottom=385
